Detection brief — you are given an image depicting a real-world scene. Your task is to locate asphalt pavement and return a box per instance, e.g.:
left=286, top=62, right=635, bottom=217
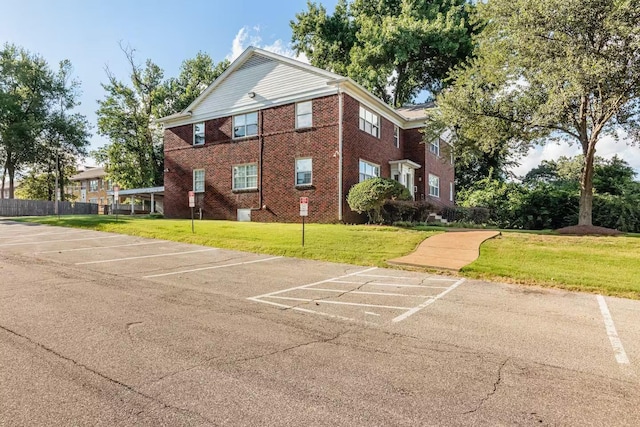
left=0, top=220, right=638, bottom=426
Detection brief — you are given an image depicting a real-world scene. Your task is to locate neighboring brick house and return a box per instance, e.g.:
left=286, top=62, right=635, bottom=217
left=158, top=47, right=454, bottom=223
left=68, top=166, right=111, bottom=206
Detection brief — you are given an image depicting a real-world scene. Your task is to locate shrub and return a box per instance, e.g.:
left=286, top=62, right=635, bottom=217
left=380, top=200, right=439, bottom=224
left=347, top=178, right=411, bottom=223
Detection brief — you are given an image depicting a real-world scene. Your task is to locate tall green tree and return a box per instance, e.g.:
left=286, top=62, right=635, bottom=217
left=429, top=0, right=640, bottom=226
left=0, top=44, right=53, bottom=198
left=0, top=45, right=89, bottom=199
left=291, top=0, right=476, bottom=106
left=95, top=45, right=166, bottom=189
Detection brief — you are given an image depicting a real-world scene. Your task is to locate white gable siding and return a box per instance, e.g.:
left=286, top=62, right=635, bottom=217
left=188, top=56, right=337, bottom=124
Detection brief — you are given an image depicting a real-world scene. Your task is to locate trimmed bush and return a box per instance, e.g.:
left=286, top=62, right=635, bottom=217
left=347, top=178, right=411, bottom=223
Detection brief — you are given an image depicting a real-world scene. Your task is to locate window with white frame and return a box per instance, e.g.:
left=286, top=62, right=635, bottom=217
left=429, top=174, right=440, bottom=197
left=394, top=125, right=399, bottom=148
left=450, top=182, right=454, bottom=202
left=193, top=122, right=205, bottom=145
left=359, top=105, right=379, bottom=138
left=233, top=163, right=258, bottom=190
left=359, top=159, right=380, bottom=182
left=233, top=112, right=258, bottom=138
left=193, top=169, right=205, bottom=193
left=89, top=198, right=98, bottom=204
left=296, top=101, right=312, bottom=128
left=295, top=158, right=312, bottom=185
left=430, top=138, right=440, bottom=156
left=89, top=180, right=98, bottom=192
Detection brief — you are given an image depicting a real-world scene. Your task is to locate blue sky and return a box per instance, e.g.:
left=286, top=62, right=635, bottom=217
left=1, top=0, right=639, bottom=175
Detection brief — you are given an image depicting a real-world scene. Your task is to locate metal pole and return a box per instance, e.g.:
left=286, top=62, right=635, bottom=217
left=191, top=207, right=194, bottom=233
left=302, top=216, right=305, bottom=247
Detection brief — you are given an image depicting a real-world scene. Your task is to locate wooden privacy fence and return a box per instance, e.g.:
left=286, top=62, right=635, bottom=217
left=0, top=199, right=98, bottom=216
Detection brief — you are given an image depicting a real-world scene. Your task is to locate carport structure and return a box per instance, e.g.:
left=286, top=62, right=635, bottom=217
left=106, top=186, right=164, bottom=215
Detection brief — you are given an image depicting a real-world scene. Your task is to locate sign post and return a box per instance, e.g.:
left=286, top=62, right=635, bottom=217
left=299, top=197, right=309, bottom=246
left=188, top=191, right=196, bottom=233
left=113, top=185, right=120, bottom=222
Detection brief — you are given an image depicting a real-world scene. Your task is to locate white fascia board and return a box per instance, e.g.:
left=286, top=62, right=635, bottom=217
left=332, top=80, right=405, bottom=127
left=162, top=86, right=339, bottom=129
left=389, top=159, right=422, bottom=169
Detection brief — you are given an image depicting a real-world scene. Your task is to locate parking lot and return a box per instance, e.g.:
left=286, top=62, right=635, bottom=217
left=1, top=220, right=639, bottom=426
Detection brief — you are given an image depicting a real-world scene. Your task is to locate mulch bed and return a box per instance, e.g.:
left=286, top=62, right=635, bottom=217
left=555, top=225, right=623, bottom=236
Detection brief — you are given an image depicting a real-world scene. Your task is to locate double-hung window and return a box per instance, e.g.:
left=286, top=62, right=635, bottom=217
left=193, top=169, right=205, bottom=193
left=359, top=160, right=380, bottom=182
left=295, top=158, right=312, bottom=186
left=296, top=101, right=312, bottom=128
left=193, top=122, right=205, bottom=145
left=394, top=125, right=399, bottom=148
left=430, top=138, right=440, bottom=156
left=359, top=105, right=379, bottom=138
left=429, top=174, right=440, bottom=198
left=233, top=112, right=258, bottom=138
left=89, top=180, right=98, bottom=192
left=233, top=163, right=258, bottom=190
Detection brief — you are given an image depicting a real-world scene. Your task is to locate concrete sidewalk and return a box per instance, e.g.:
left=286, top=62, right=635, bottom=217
left=388, top=230, right=500, bottom=271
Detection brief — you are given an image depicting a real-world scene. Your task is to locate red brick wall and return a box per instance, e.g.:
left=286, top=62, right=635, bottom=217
left=404, top=128, right=455, bottom=206
left=341, top=94, right=404, bottom=222
left=163, top=95, right=341, bottom=222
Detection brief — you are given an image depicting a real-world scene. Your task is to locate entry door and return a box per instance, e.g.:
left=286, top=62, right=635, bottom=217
left=405, top=173, right=415, bottom=200
left=80, top=189, right=87, bottom=202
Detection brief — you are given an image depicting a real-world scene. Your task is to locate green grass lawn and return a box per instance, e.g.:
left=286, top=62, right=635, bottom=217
left=14, top=215, right=434, bottom=267
left=462, top=232, right=640, bottom=299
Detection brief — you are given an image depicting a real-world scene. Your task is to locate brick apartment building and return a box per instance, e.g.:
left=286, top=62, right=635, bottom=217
left=158, top=47, right=454, bottom=223
left=68, top=166, right=111, bottom=206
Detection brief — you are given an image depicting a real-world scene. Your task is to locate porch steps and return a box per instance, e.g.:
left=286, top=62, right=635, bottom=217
left=427, top=213, right=448, bottom=224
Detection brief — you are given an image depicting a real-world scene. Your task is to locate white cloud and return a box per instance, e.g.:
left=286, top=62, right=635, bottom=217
left=226, top=26, right=308, bottom=63
left=511, top=133, right=640, bottom=177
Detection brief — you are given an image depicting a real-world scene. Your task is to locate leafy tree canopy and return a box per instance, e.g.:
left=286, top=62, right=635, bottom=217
left=291, top=0, right=477, bottom=106
left=429, top=0, right=640, bottom=226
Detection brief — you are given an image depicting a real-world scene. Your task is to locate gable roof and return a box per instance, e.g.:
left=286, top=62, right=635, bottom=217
left=157, top=46, right=430, bottom=128
left=70, top=166, right=106, bottom=181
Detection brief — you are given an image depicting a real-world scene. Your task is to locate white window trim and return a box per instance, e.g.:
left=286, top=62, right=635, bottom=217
left=233, top=112, right=259, bottom=139
left=193, top=122, right=205, bottom=146
left=295, top=101, right=313, bottom=129
left=429, top=174, right=440, bottom=198
left=232, top=163, right=258, bottom=190
left=394, top=125, right=399, bottom=148
left=359, top=105, right=380, bottom=138
left=359, top=159, right=380, bottom=182
left=295, top=157, right=313, bottom=186
left=193, top=169, right=205, bottom=193
left=430, top=139, right=440, bottom=156
left=450, top=182, right=454, bottom=202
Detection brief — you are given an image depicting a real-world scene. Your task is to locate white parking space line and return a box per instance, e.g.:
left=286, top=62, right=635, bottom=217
left=247, top=297, right=357, bottom=322
left=0, top=235, right=122, bottom=247
left=267, top=296, right=412, bottom=310
left=596, top=295, right=630, bottom=365
left=142, top=256, right=283, bottom=278
left=331, top=280, right=448, bottom=289
left=250, top=267, right=378, bottom=300
left=35, top=241, right=165, bottom=254
left=0, top=229, right=86, bottom=240
left=75, top=248, right=217, bottom=265
left=392, top=278, right=466, bottom=323
left=302, top=288, right=434, bottom=298
left=357, top=273, right=458, bottom=282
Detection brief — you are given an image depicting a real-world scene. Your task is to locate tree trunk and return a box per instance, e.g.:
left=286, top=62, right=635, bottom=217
left=578, top=142, right=596, bottom=226
left=8, top=164, right=15, bottom=199
left=1, top=165, right=6, bottom=199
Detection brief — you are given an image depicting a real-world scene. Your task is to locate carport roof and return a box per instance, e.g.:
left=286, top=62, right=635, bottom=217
left=106, top=186, right=164, bottom=196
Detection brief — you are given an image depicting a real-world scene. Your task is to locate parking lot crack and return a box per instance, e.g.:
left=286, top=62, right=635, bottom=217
left=463, top=358, right=509, bottom=415
left=0, top=323, right=215, bottom=425
left=282, top=281, right=373, bottom=311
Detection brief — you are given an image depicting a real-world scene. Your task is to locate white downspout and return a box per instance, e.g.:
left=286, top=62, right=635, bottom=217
left=337, top=85, right=344, bottom=221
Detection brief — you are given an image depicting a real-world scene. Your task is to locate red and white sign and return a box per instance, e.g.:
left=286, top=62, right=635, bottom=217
left=188, top=191, right=195, bottom=208
left=113, top=185, right=119, bottom=199
left=299, top=197, right=309, bottom=217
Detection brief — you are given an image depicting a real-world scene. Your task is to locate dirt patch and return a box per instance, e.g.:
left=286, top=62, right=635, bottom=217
left=555, top=225, right=623, bottom=236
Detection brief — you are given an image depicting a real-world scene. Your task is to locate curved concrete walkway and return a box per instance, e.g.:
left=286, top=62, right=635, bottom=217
left=388, top=230, right=501, bottom=271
